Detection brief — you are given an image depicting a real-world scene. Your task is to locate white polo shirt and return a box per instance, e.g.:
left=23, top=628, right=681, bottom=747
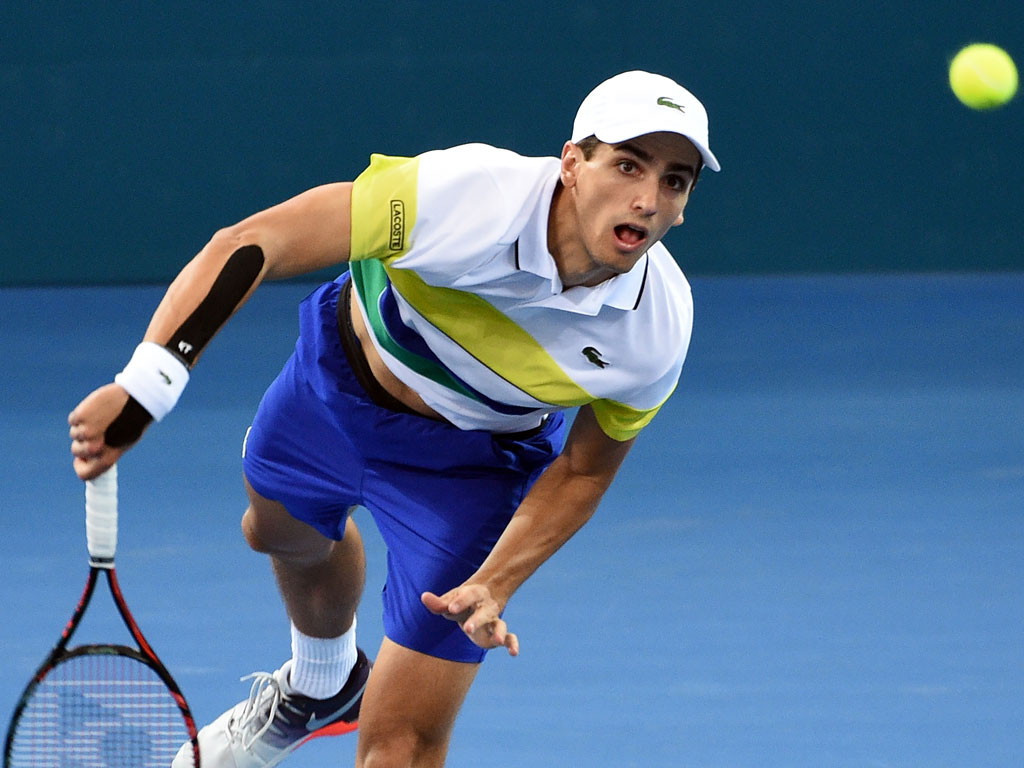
left=348, top=143, right=693, bottom=441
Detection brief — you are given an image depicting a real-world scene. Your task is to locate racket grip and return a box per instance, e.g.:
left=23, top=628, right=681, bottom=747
left=86, top=464, right=118, bottom=565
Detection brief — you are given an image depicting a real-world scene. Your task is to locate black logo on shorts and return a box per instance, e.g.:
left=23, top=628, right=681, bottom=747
left=389, top=200, right=405, bottom=251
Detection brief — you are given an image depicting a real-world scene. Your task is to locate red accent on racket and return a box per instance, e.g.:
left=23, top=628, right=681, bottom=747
left=3, top=465, right=201, bottom=767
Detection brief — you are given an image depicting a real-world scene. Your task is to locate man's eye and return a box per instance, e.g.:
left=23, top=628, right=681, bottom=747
left=667, top=176, right=692, bottom=192
left=618, top=160, right=636, bottom=173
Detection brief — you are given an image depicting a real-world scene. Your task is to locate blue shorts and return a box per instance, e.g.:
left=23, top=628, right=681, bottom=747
left=242, top=275, right=565, bottom=663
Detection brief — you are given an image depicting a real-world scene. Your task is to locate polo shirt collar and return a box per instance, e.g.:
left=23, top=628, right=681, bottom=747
left=513, top=172, right=649, bottom=316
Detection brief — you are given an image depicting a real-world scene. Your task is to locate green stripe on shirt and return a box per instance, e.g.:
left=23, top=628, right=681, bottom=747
left=348, top=260, right=477, bottom=400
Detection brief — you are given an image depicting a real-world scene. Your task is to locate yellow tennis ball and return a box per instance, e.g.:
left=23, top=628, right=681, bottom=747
left=949, top=43, right=1018, bottom=110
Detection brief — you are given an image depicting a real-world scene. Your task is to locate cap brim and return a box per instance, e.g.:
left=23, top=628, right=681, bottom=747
left=593, top=124, right=721, bottom=173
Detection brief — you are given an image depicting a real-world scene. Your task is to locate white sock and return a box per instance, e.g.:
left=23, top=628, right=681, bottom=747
left=287, top=619, right=357, bottom=700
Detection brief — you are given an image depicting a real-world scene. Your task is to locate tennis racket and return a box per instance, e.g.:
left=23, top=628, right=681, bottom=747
left=3, top=465, right=200, bottom=767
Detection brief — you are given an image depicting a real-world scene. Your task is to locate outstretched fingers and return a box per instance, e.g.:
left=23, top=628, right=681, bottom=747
left=489, top=620, right=519, bottom=657
left=421, top=586, right=519, bottom=656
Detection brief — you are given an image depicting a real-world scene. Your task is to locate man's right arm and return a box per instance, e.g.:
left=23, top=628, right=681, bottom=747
left=69, top=182, right=354, bottom=480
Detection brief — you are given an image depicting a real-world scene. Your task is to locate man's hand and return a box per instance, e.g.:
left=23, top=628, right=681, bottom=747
left=421, top=584, right=519, bottom=656
left=68, top=384, right=139, bottom=480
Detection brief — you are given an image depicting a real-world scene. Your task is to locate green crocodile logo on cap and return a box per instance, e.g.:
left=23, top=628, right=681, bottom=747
left=656, top=96, right=685, bottom=113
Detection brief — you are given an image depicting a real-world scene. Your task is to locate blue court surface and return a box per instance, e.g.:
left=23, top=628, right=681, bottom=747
left=2, top=272, right=1022, bottom=767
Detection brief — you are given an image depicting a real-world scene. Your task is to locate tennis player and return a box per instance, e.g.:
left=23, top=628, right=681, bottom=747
left=68, top=70, right=720, bottom=768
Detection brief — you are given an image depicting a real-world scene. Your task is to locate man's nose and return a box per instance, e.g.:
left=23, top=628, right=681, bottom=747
left=631, top=179, right=658, bottom=216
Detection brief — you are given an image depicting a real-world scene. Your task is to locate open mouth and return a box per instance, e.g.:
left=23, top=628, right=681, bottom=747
left=614, top=224, right=648, bottom=249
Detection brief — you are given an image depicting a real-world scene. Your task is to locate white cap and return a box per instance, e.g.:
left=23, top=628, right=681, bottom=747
left=571, top=70, right=720, bottom=172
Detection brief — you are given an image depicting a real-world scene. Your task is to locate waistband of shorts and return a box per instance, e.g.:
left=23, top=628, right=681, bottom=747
left=336, top=276, right=423, bottom=417
left=336, top=275, right=547, bottom=442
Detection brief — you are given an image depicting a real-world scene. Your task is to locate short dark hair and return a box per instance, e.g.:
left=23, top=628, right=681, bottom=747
left=575, top=135, right=601, bottom=160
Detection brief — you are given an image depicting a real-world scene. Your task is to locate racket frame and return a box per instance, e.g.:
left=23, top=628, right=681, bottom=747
left=3, top=470, right=200, bottom=767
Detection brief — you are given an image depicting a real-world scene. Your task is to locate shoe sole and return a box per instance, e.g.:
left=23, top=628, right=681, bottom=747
left=302, top=718, right=359, bottom=744
left=253, top=718, right=359, bottom=768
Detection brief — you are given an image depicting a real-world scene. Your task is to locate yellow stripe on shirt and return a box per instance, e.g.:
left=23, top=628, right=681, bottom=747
left=350, top=153, right=419, bottom=263
left=383, top=265, right=590, bottom=405
left=384, top=265, right=664, bottom=439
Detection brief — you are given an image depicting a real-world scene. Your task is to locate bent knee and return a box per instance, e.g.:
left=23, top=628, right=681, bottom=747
left=240, top=491, right=332, bottom=561
left=240, top=503, right=275, bottom=553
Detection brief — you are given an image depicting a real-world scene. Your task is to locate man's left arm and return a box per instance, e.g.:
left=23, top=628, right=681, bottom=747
left=422, top=403, right=635, bottom=654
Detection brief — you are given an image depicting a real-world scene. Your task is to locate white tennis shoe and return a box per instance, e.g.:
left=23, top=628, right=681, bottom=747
left=172, top=650, right=370, bottom=768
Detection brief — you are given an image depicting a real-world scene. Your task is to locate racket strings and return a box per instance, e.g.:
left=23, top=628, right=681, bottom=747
left=8, top=653, right=194, bottom=767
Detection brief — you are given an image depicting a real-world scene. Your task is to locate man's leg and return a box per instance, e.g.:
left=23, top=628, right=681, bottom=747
left=241, top=476, right=365, bottom=640
left=172, top=480, right=370, bottom=768
left=356, top=639, right=480, bottom=768
left=242, top=482, right=483, bottom=768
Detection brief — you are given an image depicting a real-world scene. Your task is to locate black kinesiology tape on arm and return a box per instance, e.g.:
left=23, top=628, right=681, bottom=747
left=105, top=245, right=265, bottom=447
left=167, top=244, right=266, bottom=365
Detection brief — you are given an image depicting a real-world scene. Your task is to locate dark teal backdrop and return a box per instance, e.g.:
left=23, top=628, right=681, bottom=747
left=2, top=1, right=1021, bottom=285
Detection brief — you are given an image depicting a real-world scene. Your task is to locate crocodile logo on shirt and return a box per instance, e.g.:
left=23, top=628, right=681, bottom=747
left=581, top=347, right=609, bottom=368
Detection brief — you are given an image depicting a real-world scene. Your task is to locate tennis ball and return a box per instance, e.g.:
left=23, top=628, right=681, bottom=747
left=949, top=43, right=1018, bottom=110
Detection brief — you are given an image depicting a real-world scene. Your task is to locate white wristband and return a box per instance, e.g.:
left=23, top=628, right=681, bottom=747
left=114, top=342, right=190, bottom=422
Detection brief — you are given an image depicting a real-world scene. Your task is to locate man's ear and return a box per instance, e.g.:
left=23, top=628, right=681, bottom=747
left=559, top=141, right=582, bottom=188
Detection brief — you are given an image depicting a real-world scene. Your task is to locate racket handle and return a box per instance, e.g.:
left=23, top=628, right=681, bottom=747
left=86, top=464, right=118, bottom=566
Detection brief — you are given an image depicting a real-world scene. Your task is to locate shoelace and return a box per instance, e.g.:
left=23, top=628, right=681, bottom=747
left=231, top=671, right=284, bottom=751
